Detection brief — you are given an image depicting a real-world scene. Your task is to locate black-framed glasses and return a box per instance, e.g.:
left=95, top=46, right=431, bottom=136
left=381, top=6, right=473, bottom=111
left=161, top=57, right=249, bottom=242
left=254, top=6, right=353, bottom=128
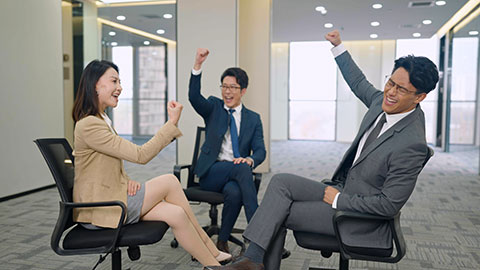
left=220, top=84, right=241, bottom=92
left=384, top=75, right=417, bottom=96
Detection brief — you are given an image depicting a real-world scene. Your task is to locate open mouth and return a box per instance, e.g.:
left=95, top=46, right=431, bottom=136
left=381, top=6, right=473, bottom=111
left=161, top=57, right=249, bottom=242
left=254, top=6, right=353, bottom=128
left=384, top=96, right=397, bottom=106
left=224, top=96, right=233, bottom=103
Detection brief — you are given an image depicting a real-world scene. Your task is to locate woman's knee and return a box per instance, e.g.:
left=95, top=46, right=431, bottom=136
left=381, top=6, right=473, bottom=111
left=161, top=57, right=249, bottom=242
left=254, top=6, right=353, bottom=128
left=164, top=204, right=188, bottom=228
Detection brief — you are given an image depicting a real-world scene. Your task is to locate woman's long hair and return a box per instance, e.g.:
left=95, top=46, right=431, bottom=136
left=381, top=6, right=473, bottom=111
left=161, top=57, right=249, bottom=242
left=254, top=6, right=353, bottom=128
left=72, top=60, right=119, bottom=122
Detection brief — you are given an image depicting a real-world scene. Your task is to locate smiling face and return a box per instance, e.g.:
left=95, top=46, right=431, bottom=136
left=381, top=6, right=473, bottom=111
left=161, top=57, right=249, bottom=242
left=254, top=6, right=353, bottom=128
left=96, top=67, right=122, bottom=112
left=382, top=67, right=426, bottom=114
left=221, top=76, right=246, bottom=108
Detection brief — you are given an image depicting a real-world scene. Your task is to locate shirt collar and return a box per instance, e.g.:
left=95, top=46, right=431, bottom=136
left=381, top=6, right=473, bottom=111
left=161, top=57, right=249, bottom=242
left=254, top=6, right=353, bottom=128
left=385, top=107, right=415, bottom=127
left=224, top=103, right=243, bottom=114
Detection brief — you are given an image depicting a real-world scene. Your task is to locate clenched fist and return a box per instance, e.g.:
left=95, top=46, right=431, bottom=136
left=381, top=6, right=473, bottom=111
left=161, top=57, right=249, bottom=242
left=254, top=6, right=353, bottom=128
left=325, top=30, right=342, bottom=47
left=194, top=48, right=210, bottom=70
left=167, top=100, right=183, bottom=126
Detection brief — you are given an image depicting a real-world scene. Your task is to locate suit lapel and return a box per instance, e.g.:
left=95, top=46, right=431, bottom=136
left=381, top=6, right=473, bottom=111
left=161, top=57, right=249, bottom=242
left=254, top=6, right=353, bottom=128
left=352, top=106, right=422, bottom=168
left=239, top=105, right=248, bottom=145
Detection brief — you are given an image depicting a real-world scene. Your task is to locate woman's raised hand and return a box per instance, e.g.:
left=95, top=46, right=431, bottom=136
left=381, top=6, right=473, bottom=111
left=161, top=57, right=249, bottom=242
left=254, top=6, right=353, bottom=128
left=167, top=100, right=183, bottom=126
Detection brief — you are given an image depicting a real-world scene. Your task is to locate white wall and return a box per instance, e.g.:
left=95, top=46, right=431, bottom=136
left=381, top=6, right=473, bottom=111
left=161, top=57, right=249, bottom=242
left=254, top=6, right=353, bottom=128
left=176, top=0, right=237, bottom=175
left=0, top=0, right=64, bottom=197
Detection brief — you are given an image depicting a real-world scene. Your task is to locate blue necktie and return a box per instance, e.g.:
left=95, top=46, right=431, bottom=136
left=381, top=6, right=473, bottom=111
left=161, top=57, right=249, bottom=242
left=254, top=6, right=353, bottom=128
left=229, top=109, right=240, bottom=158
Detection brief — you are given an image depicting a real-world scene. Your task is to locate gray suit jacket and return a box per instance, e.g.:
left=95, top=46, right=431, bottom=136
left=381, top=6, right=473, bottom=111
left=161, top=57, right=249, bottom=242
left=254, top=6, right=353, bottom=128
left=332, top=51, right=429, bottom=249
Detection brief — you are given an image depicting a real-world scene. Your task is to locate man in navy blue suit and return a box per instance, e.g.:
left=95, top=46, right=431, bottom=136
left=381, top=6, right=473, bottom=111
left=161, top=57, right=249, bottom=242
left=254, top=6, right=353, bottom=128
left=188, top=48, right=266, bottom=253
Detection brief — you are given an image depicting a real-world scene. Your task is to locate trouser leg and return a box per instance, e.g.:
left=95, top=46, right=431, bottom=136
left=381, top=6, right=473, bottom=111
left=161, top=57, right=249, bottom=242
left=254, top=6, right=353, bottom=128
left=219, top=181, right=242, bottom=242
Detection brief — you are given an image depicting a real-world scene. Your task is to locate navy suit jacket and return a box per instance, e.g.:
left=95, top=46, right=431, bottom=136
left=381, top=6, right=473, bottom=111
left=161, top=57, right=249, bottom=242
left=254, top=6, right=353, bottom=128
left=188, top=73, right=266, bottom=178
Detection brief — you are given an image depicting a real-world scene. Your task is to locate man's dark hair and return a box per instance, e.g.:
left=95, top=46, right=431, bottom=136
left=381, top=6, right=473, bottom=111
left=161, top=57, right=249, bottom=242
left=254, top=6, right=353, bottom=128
left=392, top=55, right=439, bottom=94
left=221, top=67, right=249, bottom=89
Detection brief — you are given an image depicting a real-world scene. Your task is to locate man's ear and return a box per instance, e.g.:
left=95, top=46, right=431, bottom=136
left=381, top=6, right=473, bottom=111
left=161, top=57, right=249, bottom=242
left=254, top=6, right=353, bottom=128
left=414, top=92, right=427, bottom=104
left=240, top=88, right=247, bottom=97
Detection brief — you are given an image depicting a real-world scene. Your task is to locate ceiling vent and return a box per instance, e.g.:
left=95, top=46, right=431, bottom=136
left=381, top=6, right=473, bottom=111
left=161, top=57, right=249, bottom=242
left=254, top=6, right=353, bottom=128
left=141, top=14, right=162, bottom=19
left=408, top=1, right=434, bottom=8
left=399, top=23, right=422, bottom=29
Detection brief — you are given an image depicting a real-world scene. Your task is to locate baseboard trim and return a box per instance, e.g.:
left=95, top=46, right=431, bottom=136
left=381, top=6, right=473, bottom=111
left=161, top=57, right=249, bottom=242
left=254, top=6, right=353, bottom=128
left=0, top=184, right=56, bottom=202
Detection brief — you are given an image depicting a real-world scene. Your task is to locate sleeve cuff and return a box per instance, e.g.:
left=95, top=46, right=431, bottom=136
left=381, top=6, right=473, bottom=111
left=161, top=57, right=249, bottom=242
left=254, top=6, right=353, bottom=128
left=192, top=68, right=202, bottom=75
left=246, top=157, right=254, bottom=167
left=331, top=43, right=347, bottom=58
left=332, top=192, right=341, bottom=209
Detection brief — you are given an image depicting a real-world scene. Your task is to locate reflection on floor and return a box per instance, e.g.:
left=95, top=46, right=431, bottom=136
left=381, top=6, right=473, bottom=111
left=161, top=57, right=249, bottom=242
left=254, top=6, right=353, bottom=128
left=0, top=141, right=479, bottom=269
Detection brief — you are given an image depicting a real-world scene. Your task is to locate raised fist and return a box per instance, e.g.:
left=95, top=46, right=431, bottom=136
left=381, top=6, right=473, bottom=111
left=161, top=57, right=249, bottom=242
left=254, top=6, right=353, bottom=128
left=194, top=48, right=210, bottom=70
left=325, top=30, right=342, bottom=47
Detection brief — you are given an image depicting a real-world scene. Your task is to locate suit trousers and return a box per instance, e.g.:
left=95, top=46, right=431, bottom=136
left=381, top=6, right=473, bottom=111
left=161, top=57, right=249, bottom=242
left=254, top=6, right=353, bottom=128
left=243, top=173, right=337, bottom=270
left=200, top=161, right=259, bottom=242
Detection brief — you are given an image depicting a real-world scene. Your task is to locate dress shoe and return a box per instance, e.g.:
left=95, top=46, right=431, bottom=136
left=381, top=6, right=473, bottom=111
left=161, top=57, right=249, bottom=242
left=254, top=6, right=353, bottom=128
left=204, top=257, right=264, bottom=270
left=281, top=248, right=291, bottom=259
left=216, top=239, right=230, bottom=254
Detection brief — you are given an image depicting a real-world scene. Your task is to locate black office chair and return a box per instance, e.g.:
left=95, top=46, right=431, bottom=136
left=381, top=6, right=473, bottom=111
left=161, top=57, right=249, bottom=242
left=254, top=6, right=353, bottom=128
left=171, top=127, right=261, bottom=251
left=293, top=147, right=434, bottom=270
left=34, top=138, right=170, bottom=270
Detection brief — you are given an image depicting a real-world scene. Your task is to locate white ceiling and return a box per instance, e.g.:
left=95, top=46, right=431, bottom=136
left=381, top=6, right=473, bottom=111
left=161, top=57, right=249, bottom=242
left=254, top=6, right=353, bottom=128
left=97, top=0, right=476, bottom=46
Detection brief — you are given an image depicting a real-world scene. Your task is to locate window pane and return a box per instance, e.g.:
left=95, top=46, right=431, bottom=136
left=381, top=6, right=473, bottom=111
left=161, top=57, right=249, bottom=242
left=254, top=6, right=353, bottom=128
left=421, top=101, right=436, bottom=144
left=289, top=41, right=337, bottom=101
left=112, top=46, right=133, bottom=99
left=113, top=99, right=132, bottom=135
left=289, top=101, right=335, bottom=140
left=450, top=102, right=475, bottom=144
left=138, top=100, right=166, bottom=136
left=138, top=46, right=167, bottom=99
left=451, top=37, right=478, bottom=101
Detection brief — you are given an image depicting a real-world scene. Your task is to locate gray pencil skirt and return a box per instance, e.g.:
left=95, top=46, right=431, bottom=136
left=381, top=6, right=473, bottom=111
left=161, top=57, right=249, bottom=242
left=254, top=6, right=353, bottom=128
left=81, top=183, right=145, bottom=230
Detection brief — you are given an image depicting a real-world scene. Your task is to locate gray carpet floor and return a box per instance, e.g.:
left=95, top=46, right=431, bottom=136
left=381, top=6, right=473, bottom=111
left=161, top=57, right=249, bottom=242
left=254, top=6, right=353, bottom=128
left=1, top=140, right=479, bottom=270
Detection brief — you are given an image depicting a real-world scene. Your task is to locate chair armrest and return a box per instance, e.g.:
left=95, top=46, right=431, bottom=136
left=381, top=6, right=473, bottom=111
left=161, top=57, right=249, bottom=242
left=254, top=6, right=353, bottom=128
left=52, top=200, right=126, bottom=256
left=253, top=172, right=262, bottom=193
left=332, top=210, right=405, bottom=263
left=173, top=164, right=192, bottom=181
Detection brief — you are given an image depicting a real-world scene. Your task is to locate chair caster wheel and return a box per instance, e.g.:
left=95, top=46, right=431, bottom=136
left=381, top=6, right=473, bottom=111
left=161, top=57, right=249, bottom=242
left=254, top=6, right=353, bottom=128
left=170, top=239, right=178, bottom=248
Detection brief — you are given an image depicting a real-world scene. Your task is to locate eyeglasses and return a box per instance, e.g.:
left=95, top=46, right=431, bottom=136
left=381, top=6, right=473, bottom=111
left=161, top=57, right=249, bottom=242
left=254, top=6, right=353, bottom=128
left=384, top=76, right=417, bottom=96
left=220, top=84, right=241, bottom=92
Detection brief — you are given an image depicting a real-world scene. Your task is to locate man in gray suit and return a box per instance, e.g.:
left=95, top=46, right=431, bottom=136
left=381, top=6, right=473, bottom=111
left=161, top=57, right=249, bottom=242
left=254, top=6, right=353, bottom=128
left=205, top=30, right=439, bottom=270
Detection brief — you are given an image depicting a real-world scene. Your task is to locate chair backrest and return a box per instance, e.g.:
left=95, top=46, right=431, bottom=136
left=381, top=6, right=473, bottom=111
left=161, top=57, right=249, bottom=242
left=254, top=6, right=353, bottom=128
left=187, top=127, right=206, bottom=188
left=34, top=138, right=75, bottom=227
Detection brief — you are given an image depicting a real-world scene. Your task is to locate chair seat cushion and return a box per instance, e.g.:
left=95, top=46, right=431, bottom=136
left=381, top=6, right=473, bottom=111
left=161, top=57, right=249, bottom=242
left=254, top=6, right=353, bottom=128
left=184, top=186, right=224, bottom=205
left=64, top=221, right=169, bottom=249
left=293, top=231, right=393, bottom=257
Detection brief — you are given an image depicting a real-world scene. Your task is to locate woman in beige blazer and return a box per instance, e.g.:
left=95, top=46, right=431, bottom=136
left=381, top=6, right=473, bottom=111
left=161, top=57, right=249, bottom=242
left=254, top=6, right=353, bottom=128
left=71, top=60, right=230, bottom=267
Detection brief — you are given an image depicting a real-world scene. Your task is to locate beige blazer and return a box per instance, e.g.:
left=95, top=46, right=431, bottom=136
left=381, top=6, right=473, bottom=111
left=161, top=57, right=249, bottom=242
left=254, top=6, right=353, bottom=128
left=72, top=115, right=182, bottom=228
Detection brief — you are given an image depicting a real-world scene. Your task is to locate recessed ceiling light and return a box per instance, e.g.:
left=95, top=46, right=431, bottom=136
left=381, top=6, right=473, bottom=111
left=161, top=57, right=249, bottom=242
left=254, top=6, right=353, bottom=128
left=324, top=23, right=333, bottom=28
left=435, top=1, right=446, bottom=6
left=163, top=13, right=173, bottom=19
left=422, top=19, right=432, bottom=25
left=370, top=21, right=380, bottom=27
left=156, top=29, right=165, bottom=35
left=108, top=31, right=116, bottom=36
left=412, top=32, right=421, bottom=37
left=469, top=30, right=479, bottom=36
left=116, top=15, right=126, bottom=21
left=111, top=42, right=118, bottom=46
left=315, top=6, right=327, bottom=14
left=370, top=34, right=378, bottom=39
left=144, top=41, right=150, bottom=45
left=372, top=3, right=382, bottom=9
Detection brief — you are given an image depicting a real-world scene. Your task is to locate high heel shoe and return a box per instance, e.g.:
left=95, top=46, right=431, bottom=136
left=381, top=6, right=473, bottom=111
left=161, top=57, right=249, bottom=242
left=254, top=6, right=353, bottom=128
left=216, top=250, right=232, bottom=265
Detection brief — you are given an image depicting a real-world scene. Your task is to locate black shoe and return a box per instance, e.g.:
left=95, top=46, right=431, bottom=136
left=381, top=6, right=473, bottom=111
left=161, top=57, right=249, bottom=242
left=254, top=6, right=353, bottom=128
left=281, top=248, right=291, bottom=259
left=217, top=239, right=230, bottom=254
